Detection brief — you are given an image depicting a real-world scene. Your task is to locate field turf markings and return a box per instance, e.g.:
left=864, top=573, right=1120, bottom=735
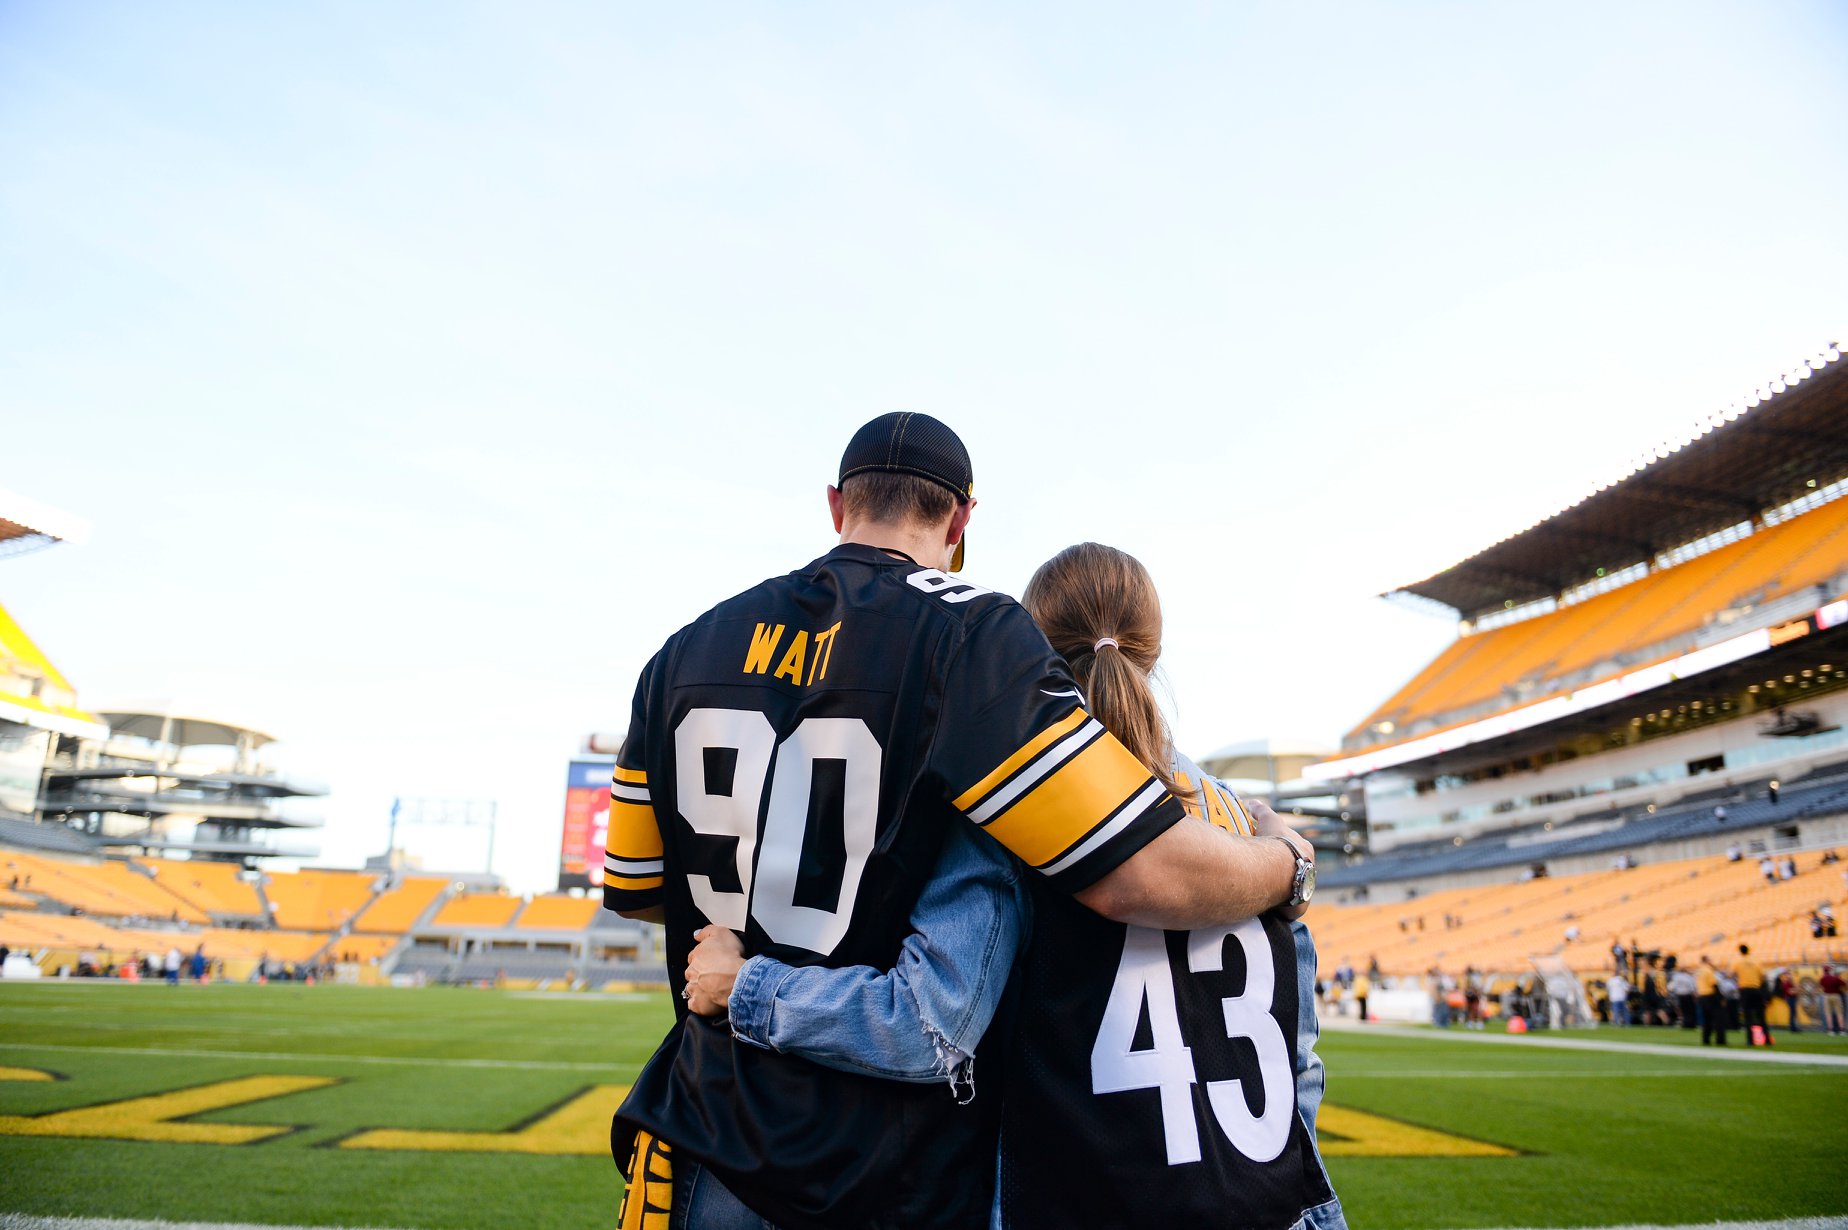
left=0, top=1042, right=631, bottom=1072
left=1336, top=1066, right=1837, bottom=1077
left=0, top=1076, right=335, bottom=1145
left=1454, top=1221, right=1848, bottom=1230
left=334, top=1084, right=627, bottom=1155
left=0, top=1066, right=57, bottom=1081
left=1325, top=1022, right=1848, bottom=1066
left=1316, top=1104, right=1516, bottom=1157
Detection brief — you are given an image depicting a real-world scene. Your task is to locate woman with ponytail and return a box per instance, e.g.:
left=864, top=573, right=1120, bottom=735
left=685, top=544, right=1344, bottom=1230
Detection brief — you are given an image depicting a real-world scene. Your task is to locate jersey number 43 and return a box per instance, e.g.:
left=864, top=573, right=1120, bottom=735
left=1092, top=919, right=1296, bottom=1166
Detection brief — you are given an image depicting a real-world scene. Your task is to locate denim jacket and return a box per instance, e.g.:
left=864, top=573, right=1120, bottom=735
left=727, top=812, right=1346, bottom=1230
left=728, top=822, right=1027, bottom=1090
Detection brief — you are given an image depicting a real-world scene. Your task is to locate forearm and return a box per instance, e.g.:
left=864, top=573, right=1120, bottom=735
left=730, top=956, right=965, bottom=1083
left=1076, top=821, right=1298, bottom=930
left=726, top=829, right=1025, bottom=1086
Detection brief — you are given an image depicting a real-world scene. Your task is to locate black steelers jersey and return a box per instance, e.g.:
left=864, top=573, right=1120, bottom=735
left=606, top=544, right=1186, bottom=1230
left=997, top=764, right=1335, bottom=1229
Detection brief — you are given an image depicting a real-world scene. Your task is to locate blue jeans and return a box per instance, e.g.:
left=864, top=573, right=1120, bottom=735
left=672, top=1161, right=779, bottom=1230
left=1612, top=1000, right=1630, bottom=1026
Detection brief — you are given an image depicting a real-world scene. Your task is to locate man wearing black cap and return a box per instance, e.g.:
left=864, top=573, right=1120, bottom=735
left=605, top=412, right=1312, bottom=1230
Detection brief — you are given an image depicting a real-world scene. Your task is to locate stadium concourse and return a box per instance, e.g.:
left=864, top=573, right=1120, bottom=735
left=1303, top=345, right=1848, bottom=1012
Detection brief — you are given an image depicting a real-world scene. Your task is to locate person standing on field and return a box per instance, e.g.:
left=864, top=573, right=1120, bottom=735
left=1820, top=966, right=1846, bottom=1035
left=1696, top=956, right=1727, bottom=1046
left=1735, top=944, right=1768, bottom=1042
left=603, top=414, right=1314, bottom=1229
left=1607, top=972, right=1631, bottom=1026
left=1670, top=962, right=1697, bottom=1030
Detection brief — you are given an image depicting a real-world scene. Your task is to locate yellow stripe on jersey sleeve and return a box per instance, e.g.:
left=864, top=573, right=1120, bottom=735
left=952, top=708, right=1089, bottom=812
left=613, top=765, right=647, bottom=784
left=981, top=734, right=1155, bottom=868
left=607, top=799, right=663, bottom=861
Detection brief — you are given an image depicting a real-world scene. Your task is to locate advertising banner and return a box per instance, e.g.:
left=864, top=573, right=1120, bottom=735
left=557, top=758, right=613, bottom=891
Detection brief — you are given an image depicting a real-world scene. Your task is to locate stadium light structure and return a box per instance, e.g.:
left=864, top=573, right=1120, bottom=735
left=386, top=797, right=501, bottom=878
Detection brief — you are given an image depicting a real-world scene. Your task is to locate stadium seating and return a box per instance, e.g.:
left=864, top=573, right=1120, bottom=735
left=452, top=950, right=578, bottom=982
left=1313, top=848, right=1846, bottom=978
left=1351, top=495, right=1848, bottom=746
left=261, top=868, right=381, bottom=931
left=429, top=891, right=523, bottom=929
left=1321, top=759, right=1848, bottom=888
left=0, top=851, right=208, bottom=923
left=0, top=910, right=137, bottom=954
left=0, top=845, right=651, bottom=986
left=137, top=858, right=265, bottom=920
left=584, top=959, right=671, bottom=988
left=326, top=933, right=401, bottom=965
left=513, top=895, right=599, bottom=930
left=349, top=876, right=449, bottom=933
left=391, top=948, right=456, bottom=980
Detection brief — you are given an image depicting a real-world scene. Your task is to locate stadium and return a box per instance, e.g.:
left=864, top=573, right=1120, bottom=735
left=3, top=350, right=1846, bottom=1230
left=1301, top=344, right=1848, bottom=1009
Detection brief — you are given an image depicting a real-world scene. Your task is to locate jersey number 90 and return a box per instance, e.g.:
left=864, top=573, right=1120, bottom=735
left=674, top=707, right=882, bottom=955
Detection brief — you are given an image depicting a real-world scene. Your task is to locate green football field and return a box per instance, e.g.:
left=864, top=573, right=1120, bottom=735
left=2, top=981, right=1845, bottom=1229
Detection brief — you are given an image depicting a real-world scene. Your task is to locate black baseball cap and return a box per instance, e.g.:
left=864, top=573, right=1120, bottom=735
left=838, top=412, right=974, bottom=571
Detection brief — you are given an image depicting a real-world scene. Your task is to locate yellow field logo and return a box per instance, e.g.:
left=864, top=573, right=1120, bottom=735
left=0, top=1067, right=1510, bottom=1158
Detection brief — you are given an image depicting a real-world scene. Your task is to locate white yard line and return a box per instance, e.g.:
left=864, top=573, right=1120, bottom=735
left=0, top=1211, right=412, bottom=1218
left=0, top=1041, right=633, bottom=1072
left=1338, top=1067, right=1839, bottom=1077
left=1321, top=1020, right=1848, bottom=1066
left=1457, top=1221, right=1848, bottom=1230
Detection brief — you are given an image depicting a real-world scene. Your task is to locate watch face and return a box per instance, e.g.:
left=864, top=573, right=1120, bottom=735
left=1299, top=859, right=1316, bottom=904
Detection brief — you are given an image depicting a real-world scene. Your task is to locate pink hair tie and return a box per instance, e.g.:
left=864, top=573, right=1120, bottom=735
left=1093, top=637, right=1119, bottom=651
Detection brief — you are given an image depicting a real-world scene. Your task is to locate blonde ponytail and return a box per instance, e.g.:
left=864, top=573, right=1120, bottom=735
left=1022, top=543, right=1181, bottom=797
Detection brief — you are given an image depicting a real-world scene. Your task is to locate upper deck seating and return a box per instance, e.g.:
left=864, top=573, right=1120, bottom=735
left=1350, top=496, right=1848, bottom=748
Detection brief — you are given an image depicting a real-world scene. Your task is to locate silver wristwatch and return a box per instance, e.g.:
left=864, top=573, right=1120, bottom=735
left=1273, top=836, right=1315, bottom=907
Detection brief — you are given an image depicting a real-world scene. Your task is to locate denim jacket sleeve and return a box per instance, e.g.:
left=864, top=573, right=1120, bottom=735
left=1289, top=918, right=1326, bottom=1135
left=728, top=823, right=1029, bottom=1088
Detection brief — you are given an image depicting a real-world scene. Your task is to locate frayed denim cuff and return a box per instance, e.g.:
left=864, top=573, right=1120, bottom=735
left=727, top=955, right=790, bottom=1052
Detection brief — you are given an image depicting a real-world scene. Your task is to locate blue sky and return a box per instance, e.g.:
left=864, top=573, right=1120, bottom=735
left=3, top=2, right=1845, bottom=891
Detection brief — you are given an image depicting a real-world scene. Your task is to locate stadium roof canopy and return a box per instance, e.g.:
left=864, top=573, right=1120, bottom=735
left=99, top=711, right=278, bottom=750
left=1393, top=345, right=1848, bottom=620
left=0, top=486, right=89, bottom=559
left=1197, top=738, right=1335, bottom=785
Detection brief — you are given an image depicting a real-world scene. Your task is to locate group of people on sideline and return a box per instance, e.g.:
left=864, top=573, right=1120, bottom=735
left=1599, top=945, right=1846, bottom=1042
left=1316, top=944, right=1845, bottom=1041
